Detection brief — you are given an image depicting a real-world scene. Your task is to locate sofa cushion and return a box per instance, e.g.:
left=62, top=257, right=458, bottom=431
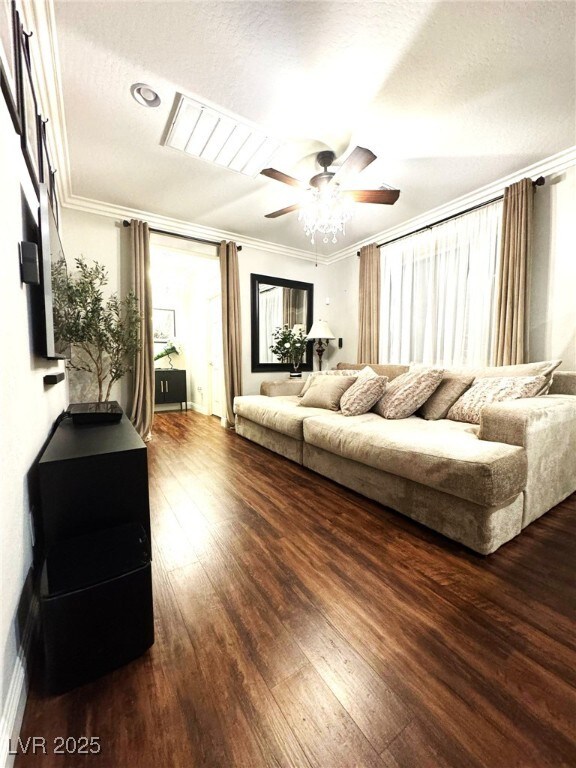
left=447, top=375, right=547, bottom=424
left=373, top=368, right=444, bottom=419
left=450, top=360, right=561, bottom=394
left=299, top=376, right=356, bottom=410
left=233, top=395, right=337, bottom=440
left=303, top=413, right=527, bottom=506
left=417, top=372, right=475, bottom=420
left=300, top=369, right=358, bottom=397
left=341, top=375, right=388, bottom=416
left=337, top=362, right=409, bottom=380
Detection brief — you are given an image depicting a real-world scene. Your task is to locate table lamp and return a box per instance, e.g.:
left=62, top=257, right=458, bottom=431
left=306, top=319, right=335, bottom=370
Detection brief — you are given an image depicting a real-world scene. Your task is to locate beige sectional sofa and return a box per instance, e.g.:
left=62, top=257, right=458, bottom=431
left=234, top=364, right=576, bottom=554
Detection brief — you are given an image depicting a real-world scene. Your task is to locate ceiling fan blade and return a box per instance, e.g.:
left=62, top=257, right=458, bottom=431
left=345, top=189, right=400, bottom=205
left=261, top=168, right=305, bottom=188
left=265, top=203, right=302, bottom=219
left=333, top=146, right=377, bottom=182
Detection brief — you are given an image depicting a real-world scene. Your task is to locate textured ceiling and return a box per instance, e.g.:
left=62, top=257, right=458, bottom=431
left=54, top=0, right=576, bottom=255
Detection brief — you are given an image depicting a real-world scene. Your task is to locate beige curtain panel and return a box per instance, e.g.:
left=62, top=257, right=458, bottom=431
left=128, top=219, right=155, bottom=440
left=220, top=241, right=242, bottom=429
left=493, top=178, right=534, bottom=366
left=357, top=243, right=380, bottom=364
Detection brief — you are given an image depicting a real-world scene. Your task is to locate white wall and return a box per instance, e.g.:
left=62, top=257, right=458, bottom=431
left=0, top=100, right=68, bottom=763
left=238, top=246, right=359, bottom=395
left=60, top=209, right=130, bottom=405
left=530, top=164, right=576, bottom=370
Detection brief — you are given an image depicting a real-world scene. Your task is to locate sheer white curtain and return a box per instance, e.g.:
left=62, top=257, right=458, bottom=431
left=379, top=201, right=502, bottom=366
left=259, top=286, right=283, bottom=363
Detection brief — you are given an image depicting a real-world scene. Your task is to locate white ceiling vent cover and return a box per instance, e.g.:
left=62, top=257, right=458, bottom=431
left=165, top=94, right=281, bottom=176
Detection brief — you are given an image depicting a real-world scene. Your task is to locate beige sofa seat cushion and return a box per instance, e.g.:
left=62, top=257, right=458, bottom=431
left=233, top=395, right=338, bottom=440
left=303, top=413, right=527, bottom=506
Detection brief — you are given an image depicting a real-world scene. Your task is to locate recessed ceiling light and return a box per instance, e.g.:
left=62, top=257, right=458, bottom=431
left=131, top=83, right=161, bottom=108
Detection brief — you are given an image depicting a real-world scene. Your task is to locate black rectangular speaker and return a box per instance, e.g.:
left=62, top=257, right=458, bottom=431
left=19, top=241, right=40, bottom=285
left=40, top=525, right=154, bottom=694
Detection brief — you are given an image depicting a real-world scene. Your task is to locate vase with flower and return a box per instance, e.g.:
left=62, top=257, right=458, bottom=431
left=269, top=325, right=307, bottom=378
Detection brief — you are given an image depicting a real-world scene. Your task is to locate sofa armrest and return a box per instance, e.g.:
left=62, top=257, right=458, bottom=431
left=260, top=379, right=305, bottom=397
left=479, top=395, right=576, bottom=525
left=478, top=395, right=576, bottom=447
left=549, top=371, right=576, bottom=395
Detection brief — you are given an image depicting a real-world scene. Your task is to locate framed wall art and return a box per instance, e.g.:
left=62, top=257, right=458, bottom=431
left=19, top=30, right=40, bottom=191
left=0, top=0, right=21, bottom=132
left=153, top=308, right=176, bottom=343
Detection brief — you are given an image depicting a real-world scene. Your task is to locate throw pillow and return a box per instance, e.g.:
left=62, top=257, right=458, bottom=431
left=447, top=375, right=547, bottom=424
left=340, top=375, right=388, bottom=416
left=449, top=360, right=561, bottom=395
left=417, top=372, right=475, bottom=420
left=372, top=368, right=444, bottom=419
left=299, top=369, right=358, bottom=397
left=299, top=375, right=357, bottom=410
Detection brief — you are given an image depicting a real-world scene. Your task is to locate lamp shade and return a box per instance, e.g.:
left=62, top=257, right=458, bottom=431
left=307, top=319, right=335, bottom=340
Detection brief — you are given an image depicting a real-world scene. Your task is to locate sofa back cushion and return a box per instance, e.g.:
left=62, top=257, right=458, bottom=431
left=299, top=375, right=357, bottom=410
left=447, top=375, right=547, bottom=424
left=337, top=362, right=409, bottom=381
left=373, top=368, right=444, bottom=419
left=449, top=359, right=561, bottom=395
left=300, top=369, right=358, bottom=397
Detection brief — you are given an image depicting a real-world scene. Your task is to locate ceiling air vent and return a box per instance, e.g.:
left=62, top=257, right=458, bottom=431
left=165, top=94, right=280, bottom=177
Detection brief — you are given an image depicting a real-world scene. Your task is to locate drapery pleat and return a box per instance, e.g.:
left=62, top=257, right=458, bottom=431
left=128, top=219, right=154, bottom=440
left=357, top=243, right=380, bottom=363
left=219, top=241, right=242, bottom=428
left=379, top=201, right=502, bottom=366
left=493, top=178, right=534, bottom=365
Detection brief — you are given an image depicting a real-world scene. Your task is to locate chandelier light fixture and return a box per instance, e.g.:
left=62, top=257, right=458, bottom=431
left=298, top=183, right=353, bottom=245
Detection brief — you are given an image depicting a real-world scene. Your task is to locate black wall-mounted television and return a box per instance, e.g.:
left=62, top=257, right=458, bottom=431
left=38, top=183, right=71, bottom=360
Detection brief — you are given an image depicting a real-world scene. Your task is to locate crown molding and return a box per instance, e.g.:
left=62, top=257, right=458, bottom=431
left=328, top=146, right=576, bottom=263
left=63, top=194, right=328, bottom=263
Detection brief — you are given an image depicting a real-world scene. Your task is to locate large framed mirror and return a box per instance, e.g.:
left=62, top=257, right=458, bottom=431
left=251, top=274, right=314, bottom=372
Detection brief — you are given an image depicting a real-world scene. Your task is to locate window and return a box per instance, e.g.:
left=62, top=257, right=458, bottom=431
left=379, top=201, right=502, bottom=367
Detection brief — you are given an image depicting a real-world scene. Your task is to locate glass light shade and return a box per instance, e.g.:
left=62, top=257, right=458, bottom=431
left=298, top=184, right=352, bottom=245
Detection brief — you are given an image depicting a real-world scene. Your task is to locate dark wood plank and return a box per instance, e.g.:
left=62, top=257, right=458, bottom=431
left=271, top=664, right=388, bottom=768
left=169, top=562, right=312, bottom=768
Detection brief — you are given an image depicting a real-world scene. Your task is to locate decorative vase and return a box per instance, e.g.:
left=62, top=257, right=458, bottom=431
left=289, top=363, right=302, bottom=378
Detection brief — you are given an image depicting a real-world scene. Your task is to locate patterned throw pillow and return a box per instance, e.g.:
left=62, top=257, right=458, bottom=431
left=299, top=375, right=357, bottom=410
left=372, top=368, right=444, bottom=419
left=447, top=375, right=547, bottom=424
left=341, top=375, right=388, bottom=416
left=299, top=369, right=358, bottom=397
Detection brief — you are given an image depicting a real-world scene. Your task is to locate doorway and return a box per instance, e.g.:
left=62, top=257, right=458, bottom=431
left=150, top=234, right=223, bottom=415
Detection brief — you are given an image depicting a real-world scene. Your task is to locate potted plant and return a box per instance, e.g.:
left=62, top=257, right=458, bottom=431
left=154, top=338, right=183, bottom=369
left=269, top=325, right=308, bottom=377
left=52, top=256, right=141, bottom=403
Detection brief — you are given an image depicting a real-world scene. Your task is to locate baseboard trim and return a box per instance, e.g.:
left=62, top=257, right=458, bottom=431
left=1, top=597, right=38, bottom=768
left=188, top=402, right=209, bottom=415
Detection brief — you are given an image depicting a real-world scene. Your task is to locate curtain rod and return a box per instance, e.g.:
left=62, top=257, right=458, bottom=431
left=358, top=176, right=546, bottom=254
left=122, top=220, right=242, bottom=251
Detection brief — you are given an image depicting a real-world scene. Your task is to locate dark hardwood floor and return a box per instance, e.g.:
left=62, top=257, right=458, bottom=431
left=16, top=410, right=576, bottom=767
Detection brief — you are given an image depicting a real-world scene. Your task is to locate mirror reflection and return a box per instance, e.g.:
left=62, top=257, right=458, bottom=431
left=250, top=274, right=314, bottom=372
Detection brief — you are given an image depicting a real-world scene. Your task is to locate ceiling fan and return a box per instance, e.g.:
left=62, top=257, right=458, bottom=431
left=260, top=146, right=400, bottom=219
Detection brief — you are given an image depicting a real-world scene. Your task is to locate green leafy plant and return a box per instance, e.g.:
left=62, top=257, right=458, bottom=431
left=269, top=325, right=307, bottom=369
left=52, top=256, right=141, bottom=402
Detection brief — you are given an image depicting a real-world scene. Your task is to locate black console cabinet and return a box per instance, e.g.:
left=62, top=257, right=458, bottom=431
left=154, top=368, right=187, bottom=410
left=37, top=413, right=154, bottom=693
